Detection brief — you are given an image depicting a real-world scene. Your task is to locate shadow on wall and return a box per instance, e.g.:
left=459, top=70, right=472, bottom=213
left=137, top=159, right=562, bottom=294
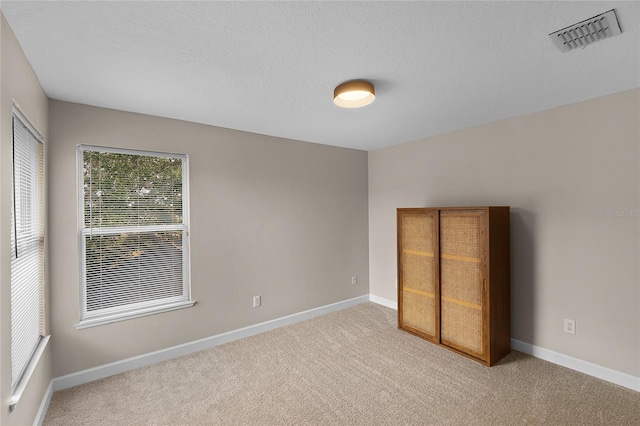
left=510, top=208, right=536, bottom=345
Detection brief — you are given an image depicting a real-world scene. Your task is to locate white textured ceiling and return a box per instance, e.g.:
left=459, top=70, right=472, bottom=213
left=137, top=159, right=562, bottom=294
left=2, top=1, right=639, bottom=151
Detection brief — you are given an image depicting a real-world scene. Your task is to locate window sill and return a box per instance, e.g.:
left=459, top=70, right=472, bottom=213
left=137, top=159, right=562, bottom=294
left=10, top=335, right=51, bottom=412
left=74, top=300, right=196, bottom=330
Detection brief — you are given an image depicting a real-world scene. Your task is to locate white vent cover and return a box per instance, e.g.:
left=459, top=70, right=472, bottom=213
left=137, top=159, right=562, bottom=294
left=549, top=9, right=622, bottom=53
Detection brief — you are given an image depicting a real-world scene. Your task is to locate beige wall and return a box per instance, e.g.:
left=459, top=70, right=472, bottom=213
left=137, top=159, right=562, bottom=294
left=1, top=12, right=51, bottom=426
left=369, top=89, right=640, bottom=376
left=48, top=100, right=369, bottom=377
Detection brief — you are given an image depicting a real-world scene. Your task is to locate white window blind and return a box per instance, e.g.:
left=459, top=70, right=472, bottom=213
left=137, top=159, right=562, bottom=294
left=78, top=146, right=192, bottom=327
left=11, top=111, right=45, bottom=394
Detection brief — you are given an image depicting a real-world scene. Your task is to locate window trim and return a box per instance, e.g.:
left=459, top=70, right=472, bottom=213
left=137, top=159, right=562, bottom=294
left=75, top=145, right=193, bottom=329
left=9, top=336, right=50, bottom=411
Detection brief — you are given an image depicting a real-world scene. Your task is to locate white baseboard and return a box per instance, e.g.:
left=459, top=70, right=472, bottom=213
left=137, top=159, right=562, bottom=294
left=510, top=339, right=639, bottom=392
left=367, top=295, right=639, bottom=393
left=52, top=295, right=369, bottom=391
left=45, top=292, right=638, bottom=412
left=369, top=294, right=396, bottom=310
left=34, top=380, right=53, bottom=426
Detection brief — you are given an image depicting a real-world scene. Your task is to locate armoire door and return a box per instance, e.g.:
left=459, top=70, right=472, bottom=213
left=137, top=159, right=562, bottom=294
left=397, top=210, right=439, bottom=342
left=439, top=209, right=486, bottom=359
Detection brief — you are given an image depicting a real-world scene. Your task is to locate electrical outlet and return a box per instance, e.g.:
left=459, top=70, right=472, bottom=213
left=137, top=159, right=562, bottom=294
left=253, top=295, right=261, bottom=308
left=563, top=318, right=576, bottom=335
left=351, top=276, right=357, bottom=285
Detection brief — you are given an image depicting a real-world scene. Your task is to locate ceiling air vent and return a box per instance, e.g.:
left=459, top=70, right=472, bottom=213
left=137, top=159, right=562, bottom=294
left=549, top=9, right=622, bottom=53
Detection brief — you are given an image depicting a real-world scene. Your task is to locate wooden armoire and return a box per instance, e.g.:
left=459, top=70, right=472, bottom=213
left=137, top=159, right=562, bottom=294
left=397, top=207, right=510, bottom=366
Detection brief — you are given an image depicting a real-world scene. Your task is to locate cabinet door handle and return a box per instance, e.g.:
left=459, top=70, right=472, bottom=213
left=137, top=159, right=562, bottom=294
left=483, top=279, right=486, bottom=293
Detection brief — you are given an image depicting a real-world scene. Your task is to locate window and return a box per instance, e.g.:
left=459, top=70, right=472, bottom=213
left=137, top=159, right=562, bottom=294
left=10, top=109, right=48, bottom=410
left=77, top=146, right=193, bottom=328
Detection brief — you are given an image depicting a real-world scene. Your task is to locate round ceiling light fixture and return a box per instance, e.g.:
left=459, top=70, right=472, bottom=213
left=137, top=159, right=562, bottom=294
left=333, top=80, right=375, bottom=108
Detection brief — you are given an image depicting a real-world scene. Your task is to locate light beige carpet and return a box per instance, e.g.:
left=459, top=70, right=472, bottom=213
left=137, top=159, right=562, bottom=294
left=44, top=303, right=640, bottom=425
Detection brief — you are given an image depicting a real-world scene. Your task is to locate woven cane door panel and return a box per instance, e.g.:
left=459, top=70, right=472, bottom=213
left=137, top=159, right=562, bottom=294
left=400, top=213, right=437, bottom=337
left=440, top=211, right=484, bottom=356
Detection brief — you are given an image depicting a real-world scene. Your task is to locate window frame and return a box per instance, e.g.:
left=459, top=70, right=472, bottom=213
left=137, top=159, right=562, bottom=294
left=9, top=106, right=50, bottom=412
left=76, top=145, right=194, bottom=329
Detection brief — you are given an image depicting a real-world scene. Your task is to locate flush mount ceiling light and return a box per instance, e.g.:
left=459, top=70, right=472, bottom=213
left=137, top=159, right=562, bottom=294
left=333, top=80, right=375, bottom=108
